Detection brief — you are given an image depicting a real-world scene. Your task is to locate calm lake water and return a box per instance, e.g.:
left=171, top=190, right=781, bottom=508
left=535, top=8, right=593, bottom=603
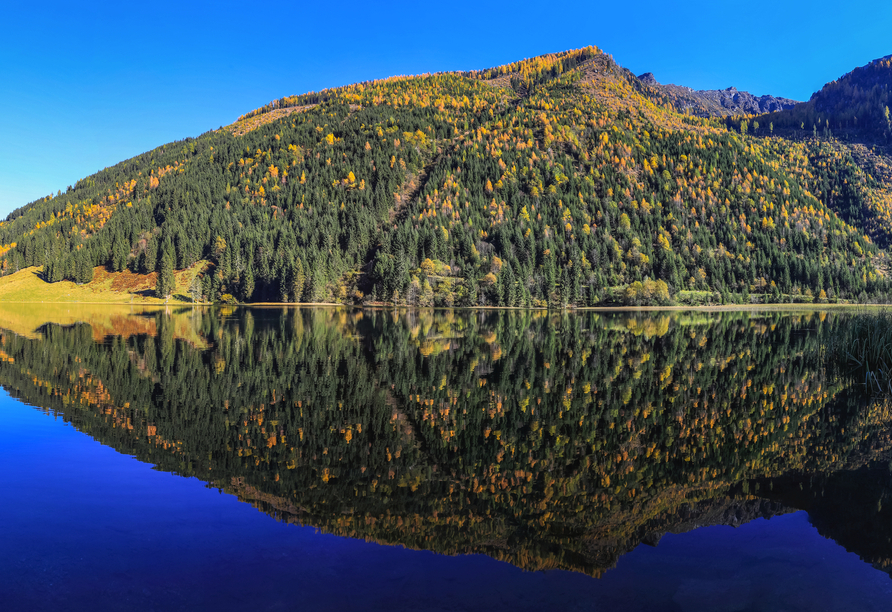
left=1, top=305, right=892, bottom=611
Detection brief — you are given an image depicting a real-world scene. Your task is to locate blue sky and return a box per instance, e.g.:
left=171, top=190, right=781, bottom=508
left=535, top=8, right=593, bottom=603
left=1, top=0, right=890, bottom=217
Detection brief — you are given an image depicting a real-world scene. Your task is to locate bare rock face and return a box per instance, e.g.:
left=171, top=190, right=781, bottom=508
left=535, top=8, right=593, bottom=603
left=636, top=72, right=799, bottom=117
left=638, top=72, right=659, bottom=86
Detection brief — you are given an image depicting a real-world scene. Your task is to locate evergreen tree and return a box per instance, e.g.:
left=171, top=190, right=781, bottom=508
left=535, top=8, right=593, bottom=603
left=278, top=262, right=290, bottom=303
left=112, top=237, right=128, bottom=272
left=143, top=239, right=158, bottom=275
left=156, top=250, right=175, bottom=299
left=293, top=258, right=306, bottom=302
left=75, top=250, right=93, bottom=285
left=240, top=266, right=255, bottom=302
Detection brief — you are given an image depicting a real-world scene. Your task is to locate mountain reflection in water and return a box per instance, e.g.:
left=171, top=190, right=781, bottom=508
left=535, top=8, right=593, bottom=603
left=1, top=305, right=891, bottom=579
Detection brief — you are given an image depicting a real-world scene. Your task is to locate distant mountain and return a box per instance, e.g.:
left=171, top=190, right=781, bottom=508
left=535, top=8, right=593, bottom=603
left=636, top=72, right=799, bottom=117
left=1, top=46, right=891, bottom=306
left=761, top=54, right=892, bottom=144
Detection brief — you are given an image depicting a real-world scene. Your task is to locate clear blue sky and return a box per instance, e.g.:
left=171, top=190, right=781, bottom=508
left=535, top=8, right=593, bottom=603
left=1, top=0, right=890, bottom=217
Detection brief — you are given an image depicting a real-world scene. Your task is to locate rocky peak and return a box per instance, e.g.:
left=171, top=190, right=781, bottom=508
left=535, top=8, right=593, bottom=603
left=637, top=72, right=659, bottom=86
left=636, top=72, right=799, bottom=117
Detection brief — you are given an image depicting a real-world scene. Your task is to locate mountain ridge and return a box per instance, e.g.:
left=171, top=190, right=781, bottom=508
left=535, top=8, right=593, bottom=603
left=758, top=53, right=892, bottom=145
left=635, top=72, right=799, bottom=117
left=1, top=46, right=891, bottom=306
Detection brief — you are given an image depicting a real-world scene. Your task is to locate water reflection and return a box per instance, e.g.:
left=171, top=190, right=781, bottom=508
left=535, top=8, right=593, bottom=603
left=1, top=305, right=890, bottom=578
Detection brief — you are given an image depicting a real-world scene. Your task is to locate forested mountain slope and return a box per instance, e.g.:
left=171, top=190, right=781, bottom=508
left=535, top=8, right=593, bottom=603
left=3, top=46, right=892, bottom=306
left=763, top=55, right=892, bottom=145
left=739, top=56, right=892, bottom=253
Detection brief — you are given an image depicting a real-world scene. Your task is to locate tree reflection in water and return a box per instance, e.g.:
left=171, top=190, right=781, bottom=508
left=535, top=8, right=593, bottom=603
left=1, top=306, right=890, bottom=577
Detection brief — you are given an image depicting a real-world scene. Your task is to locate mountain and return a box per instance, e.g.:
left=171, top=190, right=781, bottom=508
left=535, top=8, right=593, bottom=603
left=761, top=55, right=892, bottom=145
left=736, top=55, right=892, bottom=249
left=2, top=46, right=892, bottom=307
left=636, top=72, right=799, bottom=117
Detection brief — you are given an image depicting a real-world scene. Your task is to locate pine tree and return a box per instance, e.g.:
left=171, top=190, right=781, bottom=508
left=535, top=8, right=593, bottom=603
left=465, top=280, right=479, bottom=307
left=143, top=239, right=158, bottom=274
left=76, top=250, right=93, bottom=285
left=293, top=258, right=306, bottom=301
left=112, top=237, right=128, bottom=272
left=189, top=274, right=202, bottom=303
left=156, top=250, right=175, bottom=299
left=278, top=263, right=290, bottom=303
left=310, top=266, right=326, bottom=302
left=241, top=266, right=255, bottom=302
left=560, top=268, right=571, bottom=308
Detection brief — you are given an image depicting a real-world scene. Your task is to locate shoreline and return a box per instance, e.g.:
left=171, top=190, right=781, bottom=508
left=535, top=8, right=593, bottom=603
left=0, top=300, right=886, bottom=312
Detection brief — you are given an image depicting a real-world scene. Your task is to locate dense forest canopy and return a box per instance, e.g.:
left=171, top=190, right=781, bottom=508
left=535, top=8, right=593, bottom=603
left=2, top=47, right=892, bottom=306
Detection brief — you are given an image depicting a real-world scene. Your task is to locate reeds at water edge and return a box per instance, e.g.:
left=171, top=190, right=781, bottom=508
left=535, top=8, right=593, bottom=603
left=834, top=310, right=892, bottom=395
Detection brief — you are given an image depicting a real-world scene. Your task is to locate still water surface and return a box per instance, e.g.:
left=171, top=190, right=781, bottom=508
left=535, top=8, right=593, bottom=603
left=1, top=305, right=891, bottom=610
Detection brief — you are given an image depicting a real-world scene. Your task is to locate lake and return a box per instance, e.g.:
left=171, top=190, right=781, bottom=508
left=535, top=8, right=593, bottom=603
left=1, top=305, right=891, bottom=611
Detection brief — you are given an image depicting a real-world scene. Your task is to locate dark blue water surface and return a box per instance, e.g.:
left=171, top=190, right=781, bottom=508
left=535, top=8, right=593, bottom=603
left=2, top=307, right=892, bottom=611
left=3, top=392, right=891, bottom=612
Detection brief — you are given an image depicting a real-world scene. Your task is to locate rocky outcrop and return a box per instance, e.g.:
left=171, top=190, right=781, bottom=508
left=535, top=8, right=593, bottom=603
left=637, top=72, right=799, bottom=117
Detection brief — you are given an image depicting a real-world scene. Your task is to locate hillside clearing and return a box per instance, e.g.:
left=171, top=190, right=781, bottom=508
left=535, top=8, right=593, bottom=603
left=0, top=264, right=206, bottom=303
